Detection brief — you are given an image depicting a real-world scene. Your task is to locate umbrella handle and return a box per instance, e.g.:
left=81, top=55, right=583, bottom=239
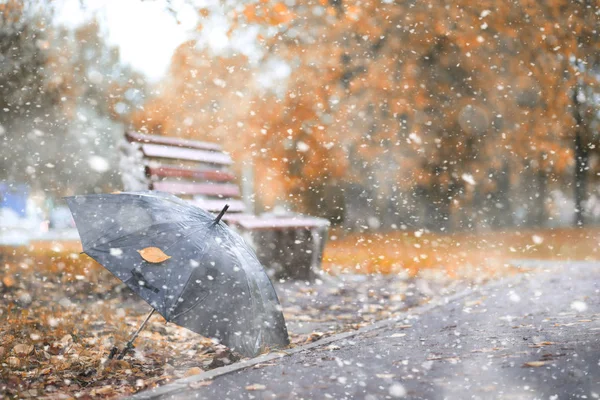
left=117, top=342, right=135, bottom=360
left=108, top=346, right=119, bottom=360
left=108, top=308, right=156, bottom=360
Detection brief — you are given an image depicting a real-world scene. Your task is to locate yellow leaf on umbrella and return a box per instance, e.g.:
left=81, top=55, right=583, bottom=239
left=138, top=247, right=171, bottom=263
left=523, top=361, right=546, bottom=368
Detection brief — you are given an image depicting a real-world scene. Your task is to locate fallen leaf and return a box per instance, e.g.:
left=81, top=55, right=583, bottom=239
left=2, top=275, right=16, bottom=288
left=246, top=384, right=267, bottom=391
left=7, top=357, right=20, bottom=368
left=465, top=298, right=485, bottom=307
left=529, top=341, right=554, bottom=348
left=306, top=332, right=324, bottom=342
left=523, top=361, right=546, bottom=367
left=61, top=334, right=73, bottom=346
left=91, top=386, right=116, bottom=396
left=184, top=367, right=203, bottom=377
left=252, top=363, right=277, bottom=369
left=138, top=247, right=171, bottom=263
left=13, top=344, right=34, bottom=356
left=471, top=347, right=500, bottom=353
left=189, top=380, right=213, bottom=389
left=110, top=360, right=131, bottom=369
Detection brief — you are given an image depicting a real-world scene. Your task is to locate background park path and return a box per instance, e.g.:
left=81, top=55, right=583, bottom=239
left=135, top=260, right=600, bottom=400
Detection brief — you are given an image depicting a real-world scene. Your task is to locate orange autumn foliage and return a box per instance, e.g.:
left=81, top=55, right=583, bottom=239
left=131, top=0, right=599, bottom=220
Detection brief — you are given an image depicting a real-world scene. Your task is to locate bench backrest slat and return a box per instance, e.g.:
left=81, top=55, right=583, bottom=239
left=152, top=181, right=241, bottom=197
left=125, top=131, right=245, bottom=213
left=141, top=143, right=233, bottom=166
left=190, top=198, right=247, bottom=213
left=126, top=130, right=222, bottom=151
left=146, top=166, right=236, bottom=182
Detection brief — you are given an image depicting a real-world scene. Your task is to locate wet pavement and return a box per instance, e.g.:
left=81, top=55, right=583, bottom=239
left=139, top=261, right=600, bottom=399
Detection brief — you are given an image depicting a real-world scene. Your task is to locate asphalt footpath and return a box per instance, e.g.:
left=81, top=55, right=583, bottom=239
left=133, top=261, right=600, bottom=399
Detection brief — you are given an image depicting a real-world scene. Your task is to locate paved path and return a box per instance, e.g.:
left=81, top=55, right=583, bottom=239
left=141, top=261, right=600, bottom=399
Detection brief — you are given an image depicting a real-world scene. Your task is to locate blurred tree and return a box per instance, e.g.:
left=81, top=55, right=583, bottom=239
left=0, top=1, right=62, bottom=186
left=229, top=0, right=599, bottom=229
left=47, top=19, right=148, bottom=194
left=0, top=2, right=147, bottom=196
left=134, top=0, right=600, bottom=230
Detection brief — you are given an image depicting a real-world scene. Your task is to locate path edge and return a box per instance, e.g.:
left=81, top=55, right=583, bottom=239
left=126, top=271, right=528, bottom=399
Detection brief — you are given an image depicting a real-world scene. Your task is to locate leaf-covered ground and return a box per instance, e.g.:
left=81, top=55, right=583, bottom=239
left=3, top=228, right=594, bottom=398
left=323, top=227, right=600, bottom=275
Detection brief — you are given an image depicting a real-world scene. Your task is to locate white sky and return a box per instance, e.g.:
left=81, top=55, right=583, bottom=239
left=53, top=0, right=286, bottom=88
left=55, top=0, right=199, bottom=81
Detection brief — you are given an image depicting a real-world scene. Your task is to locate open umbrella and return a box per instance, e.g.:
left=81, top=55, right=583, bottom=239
left=65, top=191, right=289, bottom=358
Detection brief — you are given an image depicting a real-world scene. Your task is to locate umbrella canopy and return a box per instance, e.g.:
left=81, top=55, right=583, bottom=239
left=65, top=191, right=289, bottom=357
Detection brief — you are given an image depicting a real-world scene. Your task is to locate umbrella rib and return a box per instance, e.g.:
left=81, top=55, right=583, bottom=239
left=219, top=230, right=261, bottom=344
left=84, top=219, right=203, bottom=251
left=160, top=224, right=213, bottom=318
left=169, top=291, right=210, bottom=320
left=120, top=191, right=201, bottom=210
left=87, top=221, right=209, bottom=319
left=164, top=223, right=243, bottom=323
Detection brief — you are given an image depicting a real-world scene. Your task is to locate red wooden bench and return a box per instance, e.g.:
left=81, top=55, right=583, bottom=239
left=119, top=131, right=330, bottom=280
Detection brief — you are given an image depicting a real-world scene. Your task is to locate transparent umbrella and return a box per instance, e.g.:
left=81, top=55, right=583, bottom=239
left=65, top=191, right=289, bottom=358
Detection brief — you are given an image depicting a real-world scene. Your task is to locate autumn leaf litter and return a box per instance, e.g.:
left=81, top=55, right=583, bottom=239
left=1, top=245, right=512, bottom=399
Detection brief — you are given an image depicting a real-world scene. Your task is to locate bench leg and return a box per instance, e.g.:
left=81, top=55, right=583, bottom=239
left=309, top=226, right=328, bottom=276
left=237, top=226, right=329, bottom=281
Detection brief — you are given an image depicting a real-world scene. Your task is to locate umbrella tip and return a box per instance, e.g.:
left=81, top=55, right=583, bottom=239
left=213, top=204, right=229, bottom=225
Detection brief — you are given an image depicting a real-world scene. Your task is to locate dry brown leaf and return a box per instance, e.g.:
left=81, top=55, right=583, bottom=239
left=246, top=384, right=267, bottom=391
left=523, top=361, right=546, bottom=367
left=471, top=347, right=501, bottom=353
left=138, top=247, right=171, bottom=263
left=252, top=363, right=278, bottom=369
left=306, top=332, right=324, bottom=343
left=465, top=298, right=485, bottom=307
left=61, top=334, right=73, bottom=346
left=91, top=386, right=116, bottom=396
left=2, top=275, right=16, bottom=288
left=184, top=367, right=203, bottom=377
left=529, top=341, right=555, bottom=348
left=189, top=380, right=213, bottom=389
left=13, top=344, right=34, bottom=356
left=7, top=357, right=20, bottom=368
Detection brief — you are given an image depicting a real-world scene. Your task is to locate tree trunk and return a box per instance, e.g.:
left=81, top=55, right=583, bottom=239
left=572, top=83, right=589, bottom=228
left=535, top=167, right=547, bottom=227
left=497, top=161, right=512, bottom=228
left=574, top=131, right=588, bottom=227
